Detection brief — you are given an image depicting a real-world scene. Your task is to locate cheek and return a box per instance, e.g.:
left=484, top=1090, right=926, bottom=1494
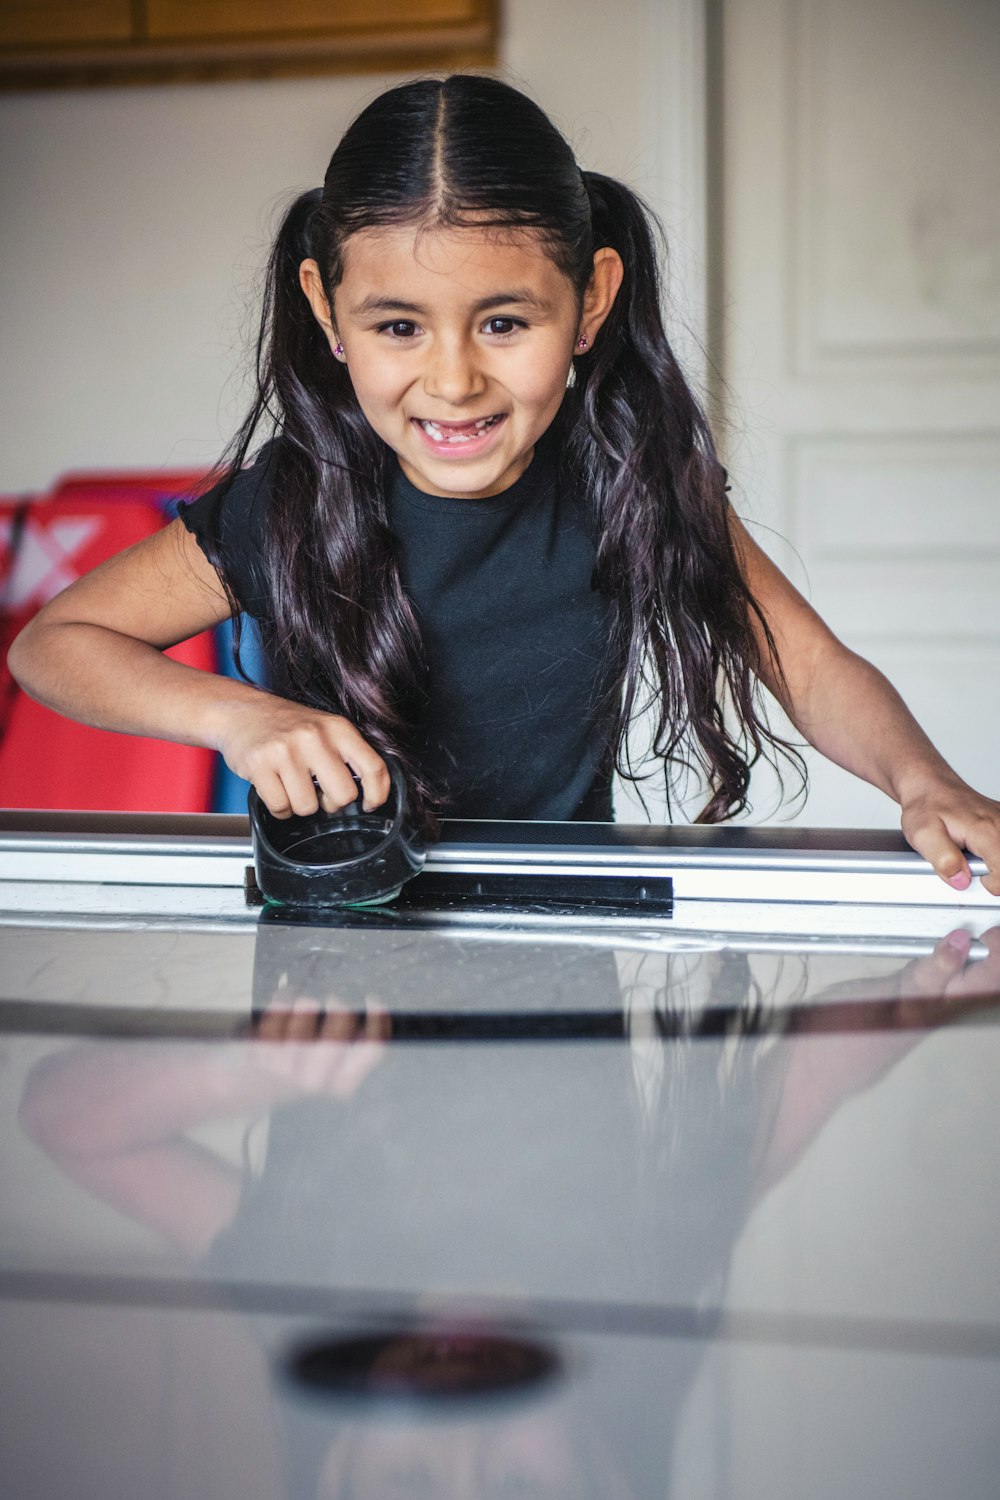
left=345, top=360, right=403, bottom=415
left=509, top=348, right=573, bottom=408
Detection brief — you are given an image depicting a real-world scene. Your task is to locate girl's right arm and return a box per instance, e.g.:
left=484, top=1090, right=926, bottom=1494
left=6, top=519, right=389, bottom=815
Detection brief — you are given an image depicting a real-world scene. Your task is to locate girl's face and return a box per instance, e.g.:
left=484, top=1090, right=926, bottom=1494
left=301, top=225, right=622, bottom=500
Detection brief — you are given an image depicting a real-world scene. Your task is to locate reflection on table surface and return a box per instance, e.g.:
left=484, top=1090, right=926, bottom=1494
left=2, top=910, right=1000, bottom=1498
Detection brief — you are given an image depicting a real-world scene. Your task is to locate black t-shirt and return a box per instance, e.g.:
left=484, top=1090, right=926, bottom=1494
left=180, top=435, right=617, bottom=820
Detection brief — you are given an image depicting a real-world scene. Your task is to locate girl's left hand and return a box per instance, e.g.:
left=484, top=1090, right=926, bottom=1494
left=900, top=778, right=1000, bottom=896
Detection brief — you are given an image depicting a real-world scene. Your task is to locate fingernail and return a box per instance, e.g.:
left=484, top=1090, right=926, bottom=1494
left=948, top=871, right=972, bottom=891
left=944, top=928, right=971, bottom=953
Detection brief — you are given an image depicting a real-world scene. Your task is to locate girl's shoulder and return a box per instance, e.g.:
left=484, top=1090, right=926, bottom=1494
left=177, top=439, right=281, bottom=618
left=179, top=439, right=281, bottom=548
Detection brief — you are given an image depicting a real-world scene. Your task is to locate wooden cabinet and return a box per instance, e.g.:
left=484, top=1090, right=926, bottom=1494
left=0, top=0, right=498, bottom=88
left=0, top=4, right=132, bottom=48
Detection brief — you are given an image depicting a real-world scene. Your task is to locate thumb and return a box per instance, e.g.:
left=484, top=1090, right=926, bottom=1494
left=901, top=812, right=972, bottom=891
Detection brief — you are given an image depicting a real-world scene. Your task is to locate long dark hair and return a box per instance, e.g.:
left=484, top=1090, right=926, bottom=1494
left=215, top=73, right=802, bottom=826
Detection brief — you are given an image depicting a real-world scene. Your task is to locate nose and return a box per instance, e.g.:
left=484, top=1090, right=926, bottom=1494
left=423, top=334, right=488, bottom=407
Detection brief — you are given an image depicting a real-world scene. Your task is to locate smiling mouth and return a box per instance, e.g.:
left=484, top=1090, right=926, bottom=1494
left=414, top=414, right=505, bottom=444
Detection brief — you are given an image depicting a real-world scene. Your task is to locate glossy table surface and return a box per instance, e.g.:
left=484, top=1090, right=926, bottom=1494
left=1, top=816, right=999, bottom=1499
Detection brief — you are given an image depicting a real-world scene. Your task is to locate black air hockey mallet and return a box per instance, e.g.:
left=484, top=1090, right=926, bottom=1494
left=248, top=758, right=425, bottom=909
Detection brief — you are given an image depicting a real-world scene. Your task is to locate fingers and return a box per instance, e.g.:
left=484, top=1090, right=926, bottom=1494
left=286, top=741, right=358, bottom=818
left=964, top=820, right=1000, bottom=899
left=329, top=720, right=392, bottom=813
left=227, top=701, right=390, bottom=819
left=938, top=925, right=1000, bottom=1003
left=253, top=995, right=390, bottom=1096
left=939, top=816, right=1000, bottom=898
left=901, top=794, right=1000, bottom=897
left=329, top=1000, right=391, bottom=1097
left=900, top=928, right=972, bottom=1001
left=902, top=811, right=972, bottom=890
left=268, top=728, right=367, bottom=818
left=251, top=767, right=299, bottom=821
left=899, top=927, right=1000, bottom=1024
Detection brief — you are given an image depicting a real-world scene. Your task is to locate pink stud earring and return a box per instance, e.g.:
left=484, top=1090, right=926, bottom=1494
left=577, top=335, right=589, bottom=350
left=334, top=343, right=344, bottom=357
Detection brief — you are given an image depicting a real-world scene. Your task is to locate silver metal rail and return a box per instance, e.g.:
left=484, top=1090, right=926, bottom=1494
left=0, top=812, right=992, bottom=908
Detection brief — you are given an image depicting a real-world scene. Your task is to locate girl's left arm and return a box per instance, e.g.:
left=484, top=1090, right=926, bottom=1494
left=730, top=516, right=1000, bottom=896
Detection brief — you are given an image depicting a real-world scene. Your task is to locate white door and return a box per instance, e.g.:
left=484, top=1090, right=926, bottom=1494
left=718, top=0, right=1000, bottom=828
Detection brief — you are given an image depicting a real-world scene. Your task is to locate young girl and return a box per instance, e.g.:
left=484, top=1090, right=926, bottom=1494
left=8, top=74, right=1000, bottom=893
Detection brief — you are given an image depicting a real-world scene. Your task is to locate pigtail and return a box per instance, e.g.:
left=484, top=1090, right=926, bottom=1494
left=211, top=189, right=436, bottom=827
left=568, top=171, right=804, bottom=822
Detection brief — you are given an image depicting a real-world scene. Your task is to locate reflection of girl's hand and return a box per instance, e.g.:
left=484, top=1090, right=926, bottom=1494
left=896, top=926, right=1000, bottom=1021
left=252, top=997, right=390, bottom=1098
left=758, top=927, right=1000, bottom=1199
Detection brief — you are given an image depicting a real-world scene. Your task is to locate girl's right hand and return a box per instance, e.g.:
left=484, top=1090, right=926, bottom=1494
left=216, top=695, right=390, bottom=818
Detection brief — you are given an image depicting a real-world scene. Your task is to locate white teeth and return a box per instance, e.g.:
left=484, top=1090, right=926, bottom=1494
left=419, top=415, right=501, bottom=442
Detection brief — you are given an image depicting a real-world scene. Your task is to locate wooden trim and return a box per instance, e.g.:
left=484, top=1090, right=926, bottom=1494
left=0, top=3, right=498, bottom=89
left=145, top=1, right=486, bottom=43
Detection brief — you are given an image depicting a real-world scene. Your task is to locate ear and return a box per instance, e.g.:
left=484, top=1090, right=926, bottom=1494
left=577, top=247, right=625, bottom=346
left=299, top=258, right=344, bottom=357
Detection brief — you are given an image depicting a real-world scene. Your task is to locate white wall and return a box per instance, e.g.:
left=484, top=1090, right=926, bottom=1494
left=718, top=0, right=1000, bottom=827
left=0, top=0, right=704, bottom=492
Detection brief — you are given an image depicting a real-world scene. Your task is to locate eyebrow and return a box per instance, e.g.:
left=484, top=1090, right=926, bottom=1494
left=348, top=289, right=554, bottom=318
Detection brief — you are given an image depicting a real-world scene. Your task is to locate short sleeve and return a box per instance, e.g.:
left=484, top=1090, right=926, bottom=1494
left=179, top=443, right=277, bottom=619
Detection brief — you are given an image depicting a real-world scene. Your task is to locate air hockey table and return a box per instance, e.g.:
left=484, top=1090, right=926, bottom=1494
left=1, top=810, right=999, bottom=1500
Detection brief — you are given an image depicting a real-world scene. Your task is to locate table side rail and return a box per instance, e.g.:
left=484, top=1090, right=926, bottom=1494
left=0, top=828, right=991, bottom=906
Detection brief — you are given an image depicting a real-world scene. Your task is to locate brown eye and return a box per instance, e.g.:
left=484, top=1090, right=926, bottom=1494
left=483, top=317, right=521, bottom=336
